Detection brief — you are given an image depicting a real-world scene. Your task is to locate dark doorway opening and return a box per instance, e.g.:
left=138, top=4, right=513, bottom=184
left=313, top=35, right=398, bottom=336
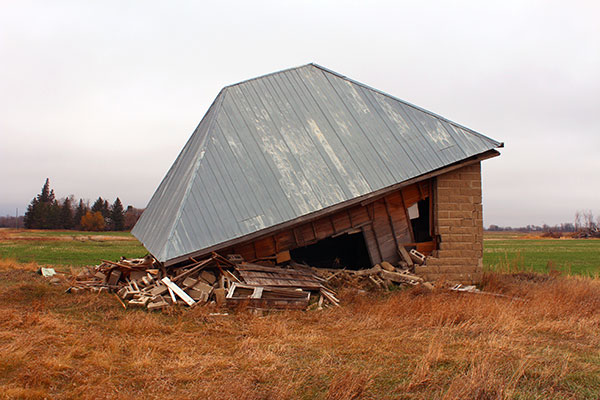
left=410, top=198, right=432, bottom=242
left=290, top=231, right=371, bottom=270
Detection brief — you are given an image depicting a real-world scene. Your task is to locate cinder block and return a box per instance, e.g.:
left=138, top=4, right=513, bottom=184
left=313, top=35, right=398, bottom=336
left=437, top=203, right=458, bottom=212
left=470, top=180, right=482, bottom=189
left=437, top=211, right=450, bottom=219
left=459, top=203, right=475, bottom=211
left=439, top=242, right=474, bottom=251
left=436, top=249, right=460, bottom=258
left=423, top=257, right=443, bottom=266
left=459, top=187, right=480, bottom=197
left=461, top=172, right=481, bottom=180
left=437, top=249, right=478, bottom=258
left=448, top=210, right=474, bottom=219
left=415, top=265, right=434, bottom=274
left=448, top=226, right=473, bottom=234
left=438, top=226, right=451, bottom=234
left=445, top=195, right=467, bottom=203
left=436, top=188, right=452, bottom=199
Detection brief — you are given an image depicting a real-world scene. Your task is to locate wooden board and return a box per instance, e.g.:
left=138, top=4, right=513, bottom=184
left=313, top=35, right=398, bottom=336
left=161, top=277, right=196, bottom=306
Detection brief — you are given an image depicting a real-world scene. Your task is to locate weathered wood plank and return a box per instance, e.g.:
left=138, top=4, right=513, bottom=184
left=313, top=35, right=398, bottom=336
left=161, top=277, right=196, bottom=306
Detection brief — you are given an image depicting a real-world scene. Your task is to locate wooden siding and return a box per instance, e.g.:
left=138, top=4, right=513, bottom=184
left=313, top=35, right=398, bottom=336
left=216, top=181, right=432, bottom=266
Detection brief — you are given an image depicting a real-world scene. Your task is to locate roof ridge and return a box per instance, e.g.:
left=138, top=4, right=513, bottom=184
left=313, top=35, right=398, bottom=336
left=224, top=63, right=315, bottom=89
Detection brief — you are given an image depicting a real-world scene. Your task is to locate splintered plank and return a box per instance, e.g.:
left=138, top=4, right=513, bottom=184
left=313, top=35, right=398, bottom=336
left=161, top=277, right=196, bottom=306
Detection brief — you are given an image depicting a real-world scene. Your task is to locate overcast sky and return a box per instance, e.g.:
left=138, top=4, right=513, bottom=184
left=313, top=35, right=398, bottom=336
left=1, top=0, right=598, bottom=227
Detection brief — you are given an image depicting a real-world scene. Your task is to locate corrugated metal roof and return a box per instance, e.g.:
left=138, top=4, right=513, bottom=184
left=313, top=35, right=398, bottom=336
left=132, top=63, right=502, bottom=262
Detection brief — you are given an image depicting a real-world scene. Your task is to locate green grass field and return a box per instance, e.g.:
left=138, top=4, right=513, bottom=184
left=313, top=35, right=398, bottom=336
left=2, top=229, right=600, bottom=277
left=483, top=232, right=600, bottom=276
left=0, top=229, right=146, bottom=270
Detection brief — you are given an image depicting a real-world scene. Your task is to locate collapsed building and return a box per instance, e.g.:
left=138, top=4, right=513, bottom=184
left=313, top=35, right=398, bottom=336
left=132, top=64, right=502, bottom=285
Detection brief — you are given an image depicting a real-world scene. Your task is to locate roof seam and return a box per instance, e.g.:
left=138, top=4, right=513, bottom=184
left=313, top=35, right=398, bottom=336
left=318, top=67, right=397, bottom=183
left=248, top=73, right=325, bottom=211
left=355, top=84, right=421, bottom=176
left=293, top=67, right=372, bottom=192
left=270, top=69, right=351, bottom=199
left=218, top=101, right=287, bottom=222
left=310, top=63, right=501, bottom=147
left=227, top=85, right=298, bottom=217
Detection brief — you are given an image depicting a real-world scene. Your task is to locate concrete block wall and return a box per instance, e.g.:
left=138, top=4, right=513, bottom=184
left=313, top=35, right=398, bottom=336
left=415, top=162, right=484, bottom=284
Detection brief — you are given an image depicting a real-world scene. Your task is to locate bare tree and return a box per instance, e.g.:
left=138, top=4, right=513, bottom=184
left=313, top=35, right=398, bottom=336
left=583, top=210, right=595, bottom=230
left=575, top=211, right=582, bottom=231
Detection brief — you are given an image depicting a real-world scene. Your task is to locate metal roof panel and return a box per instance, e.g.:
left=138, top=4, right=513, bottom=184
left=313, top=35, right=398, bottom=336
left=132, top=64, right=502, bottom=262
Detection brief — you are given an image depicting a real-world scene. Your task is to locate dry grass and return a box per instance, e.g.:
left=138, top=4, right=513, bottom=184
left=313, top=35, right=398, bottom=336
left=1, top=259, right=600, bottom=399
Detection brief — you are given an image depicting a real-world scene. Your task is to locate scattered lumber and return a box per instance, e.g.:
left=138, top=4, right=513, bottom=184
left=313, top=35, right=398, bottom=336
left=226, top=283, right=310, bottom=310
left=64, top=253, right=341, bottom=311
left=380, top=270, right=424, bottom=284
left=312, top=261, right=426, bottom=291
left=61, top=245, right=441, bottom=312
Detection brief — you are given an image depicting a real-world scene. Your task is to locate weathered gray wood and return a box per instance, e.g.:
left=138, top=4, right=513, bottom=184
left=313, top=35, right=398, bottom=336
left=171, top=257, right=213, bottom=283
left=398, top=246, right=414, bottom=267
left=162, top=277, right=196, bottom=306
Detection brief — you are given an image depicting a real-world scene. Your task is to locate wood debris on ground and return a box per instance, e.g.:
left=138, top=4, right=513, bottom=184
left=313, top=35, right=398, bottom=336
left=60, top=252, right=434, bottom=311
left=312, top=260, right=426, bottom=292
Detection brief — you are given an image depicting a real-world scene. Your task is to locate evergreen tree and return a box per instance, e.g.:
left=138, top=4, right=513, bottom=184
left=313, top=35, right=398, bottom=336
left=91, top=197, right=104, bottom=214
left=48, top=199, right=62, bottom=228
left=103, top=199, right=112, bottom=229
left=91, top=197, right=112, bottom=230
left=103, top=200, right=110, bottom=218
left=24, top=178, right=55, bottom=229
left=110, top=198, right=125, bottom=231
left=23, top=198, right=39, bottom=228
left=61, top=197, right=74, bottom=229
left=73, top=199, right=88, bottom=230
left=23, top=181, right=130, bottom=231
left=39, top=178, right=53, bottom=203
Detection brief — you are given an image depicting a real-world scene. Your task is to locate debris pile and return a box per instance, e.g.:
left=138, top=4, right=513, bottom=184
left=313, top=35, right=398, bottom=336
left=312, top=261, right=425, bottom=291
left=67, top=253, right=341, bottom=311
left=313, top=247, right=429, bottom=291
left=63, top=246, right=438, bottom=311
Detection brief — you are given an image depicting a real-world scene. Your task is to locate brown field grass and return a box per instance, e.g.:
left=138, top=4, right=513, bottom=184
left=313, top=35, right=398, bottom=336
left=0, top=229, right=136, bottom=242
left=2, top=258, right=600, bottom=399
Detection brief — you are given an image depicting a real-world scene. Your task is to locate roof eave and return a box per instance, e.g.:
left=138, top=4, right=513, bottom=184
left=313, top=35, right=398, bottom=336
left=161, top=149, right=501, bottom=266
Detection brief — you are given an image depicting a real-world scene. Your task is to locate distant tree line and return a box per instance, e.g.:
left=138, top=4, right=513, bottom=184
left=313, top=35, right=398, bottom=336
left=487, top=210, right=599, bottom=234
left=0, top=215, right=24, bottom=228
left=22, top=178, right=143, bottom=231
